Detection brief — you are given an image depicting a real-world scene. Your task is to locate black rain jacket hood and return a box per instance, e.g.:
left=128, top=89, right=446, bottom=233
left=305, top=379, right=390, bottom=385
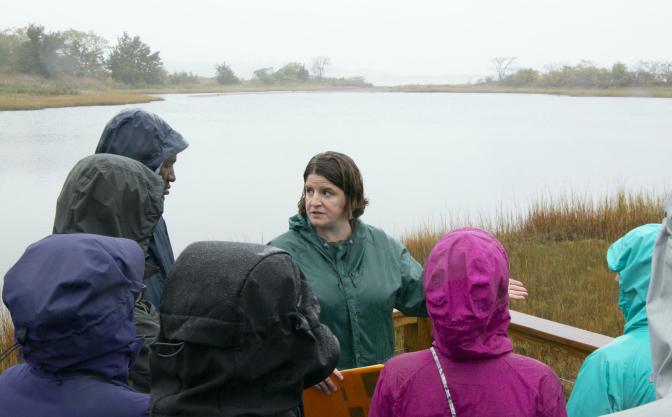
left=150, top=242, right=340, bottom=417
left=53, top=154, right=165, bottom=254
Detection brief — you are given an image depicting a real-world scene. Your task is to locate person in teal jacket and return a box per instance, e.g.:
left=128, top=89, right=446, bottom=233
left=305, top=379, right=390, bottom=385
left=567, top=223, right=660, bottom=416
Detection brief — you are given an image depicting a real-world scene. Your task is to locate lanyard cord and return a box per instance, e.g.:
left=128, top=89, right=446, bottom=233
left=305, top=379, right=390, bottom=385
left=430, top=346, right=457, bottom=417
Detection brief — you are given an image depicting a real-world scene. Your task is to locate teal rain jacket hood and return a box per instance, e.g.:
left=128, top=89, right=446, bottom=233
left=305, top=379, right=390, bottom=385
left=567, top=224, right=660, bottom=417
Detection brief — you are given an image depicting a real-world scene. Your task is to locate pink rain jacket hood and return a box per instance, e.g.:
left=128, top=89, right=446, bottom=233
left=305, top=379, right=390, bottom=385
left=424, top=227, right=512, bottom=359
left=369, top=228, right=567, bottom=417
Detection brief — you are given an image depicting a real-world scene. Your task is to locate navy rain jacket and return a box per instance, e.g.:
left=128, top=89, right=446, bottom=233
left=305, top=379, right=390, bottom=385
left=96, top=108, right=188, bottom=307
left=0, top=234, right=149, bottom=417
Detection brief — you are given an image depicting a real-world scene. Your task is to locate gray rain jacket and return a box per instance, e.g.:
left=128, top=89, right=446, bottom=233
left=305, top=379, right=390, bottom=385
left=648, top=195, right=672, bottom=399
left=53, top=153, right=165, bottom=393
left=607, top=198, right=672, bottom=416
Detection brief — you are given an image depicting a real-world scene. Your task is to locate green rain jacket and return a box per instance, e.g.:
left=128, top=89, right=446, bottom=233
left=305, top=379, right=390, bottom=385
left=567, top=223, right=660, bottom=417
left=269, top=214, right=427, bottom=370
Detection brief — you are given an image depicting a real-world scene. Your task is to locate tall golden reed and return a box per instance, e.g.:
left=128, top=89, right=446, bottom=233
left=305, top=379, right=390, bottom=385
left=0, top=308, right=17, bottom=373
left=401, top=190, right=664, bottom=395
left=0, top=191, right=665, bottom=390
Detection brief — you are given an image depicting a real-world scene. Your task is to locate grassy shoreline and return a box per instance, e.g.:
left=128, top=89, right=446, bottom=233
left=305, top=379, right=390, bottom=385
left=401, top=191, right=664, bottom=395
left=0, top=85, right=379, bottom=111
left=3, top=79, right=672, bottom=111
left=0, top=91, right=163, bottom=111
left=386, top=84, right=672, bottom=98
left=0, top=72, right=380, bottom=110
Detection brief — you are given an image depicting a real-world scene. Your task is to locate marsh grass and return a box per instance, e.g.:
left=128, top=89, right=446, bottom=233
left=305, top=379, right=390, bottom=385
left=388, top=84, right=672, bottom=98
left=0, top=309, right=17, bottom=372
left=0, top=92, right=163, bottom=111
left=401, top=191, right=664, bottom=396
left=0, top=191, right=664, bottom=388
left=0, top=71, right=374, bottom=110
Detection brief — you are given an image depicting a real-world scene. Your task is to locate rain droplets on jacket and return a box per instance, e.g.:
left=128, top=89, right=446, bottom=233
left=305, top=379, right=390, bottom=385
left=0, top=234, right=149, bottom=417
left=369, top=227, right=567, bottom=417
left=150, top=242, right=339, bottom=417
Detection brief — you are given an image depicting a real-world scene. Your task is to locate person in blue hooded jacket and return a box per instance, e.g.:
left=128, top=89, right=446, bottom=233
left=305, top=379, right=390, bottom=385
left=567, top=223, right=660, bottom=416
left=96, top=108, right=188, bottom=308
left=0, top=233, right=149, bottom=417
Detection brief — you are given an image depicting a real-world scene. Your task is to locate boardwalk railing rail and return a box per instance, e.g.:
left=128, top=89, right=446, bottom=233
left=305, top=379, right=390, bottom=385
left=392, top=309, right=613, bottom=359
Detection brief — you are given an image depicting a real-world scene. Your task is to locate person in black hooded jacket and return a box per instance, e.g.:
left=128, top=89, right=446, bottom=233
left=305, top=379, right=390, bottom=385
left=150, top=242, right=340, bottom=417
left=53, top=153, right=165, bottom=393
left=96, top=108, right=189, bottom=308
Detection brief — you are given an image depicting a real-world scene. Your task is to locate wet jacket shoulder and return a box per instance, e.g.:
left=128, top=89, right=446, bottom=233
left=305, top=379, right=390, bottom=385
left=0, top=234, right=149, bottom=417
left=270, top=214, right=426, bottom=369
left=369, top=350, right=567, bottom=417
left=567, top=330, right=655, bottom=417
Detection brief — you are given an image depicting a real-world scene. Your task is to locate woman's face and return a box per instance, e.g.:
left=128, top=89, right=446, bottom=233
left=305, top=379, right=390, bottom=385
left=304, top=174, right=348, bottom=230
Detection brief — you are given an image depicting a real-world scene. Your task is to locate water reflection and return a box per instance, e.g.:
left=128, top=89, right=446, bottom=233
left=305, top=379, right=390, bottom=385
left=1, top=92, right=671, bottom=280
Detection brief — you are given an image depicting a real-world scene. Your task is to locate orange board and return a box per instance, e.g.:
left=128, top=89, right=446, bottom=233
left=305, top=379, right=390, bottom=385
left=303, top=364, right=384, bottom=417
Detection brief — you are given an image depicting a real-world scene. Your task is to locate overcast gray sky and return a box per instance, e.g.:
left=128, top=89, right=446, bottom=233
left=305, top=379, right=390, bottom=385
left=3, top=0, right=671, bottom=84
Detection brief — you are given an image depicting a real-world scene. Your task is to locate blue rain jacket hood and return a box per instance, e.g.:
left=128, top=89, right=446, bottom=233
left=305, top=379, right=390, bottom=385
left=96, top=109, right=188, bottom=308
left=567, top=224, right=659, bottom=417
left=96, top=108, right=188, bottom=172
left=607, top=223, right=660, bottom=334
left=0, top=234, right=149, bottom=417
left=2, top=233, right=145, bottom=378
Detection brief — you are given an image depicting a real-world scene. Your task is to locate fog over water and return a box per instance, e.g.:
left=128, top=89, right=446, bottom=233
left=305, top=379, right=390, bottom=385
left=3, top=0, right=672, bottom=84
left=1, top=92, right=672, bottom=281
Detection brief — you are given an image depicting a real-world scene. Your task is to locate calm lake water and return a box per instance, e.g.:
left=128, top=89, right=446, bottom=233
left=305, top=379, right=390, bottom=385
left=1, top=92, right=672, bottom=280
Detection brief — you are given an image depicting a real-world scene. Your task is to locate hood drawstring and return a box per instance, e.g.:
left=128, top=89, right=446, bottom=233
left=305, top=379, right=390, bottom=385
left=0, top=327, right=27, bottom=363
left=153, top=342, right=184, bottom=358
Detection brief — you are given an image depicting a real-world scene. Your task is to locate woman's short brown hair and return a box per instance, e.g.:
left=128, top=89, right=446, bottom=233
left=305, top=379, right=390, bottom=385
left=298, top=151, right=369, bottom=227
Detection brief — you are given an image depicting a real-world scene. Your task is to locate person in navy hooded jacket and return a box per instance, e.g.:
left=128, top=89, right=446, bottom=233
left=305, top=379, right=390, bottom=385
left=96, top=108, right=188, bottom=308
left=0, top=233, right=149, bottom=417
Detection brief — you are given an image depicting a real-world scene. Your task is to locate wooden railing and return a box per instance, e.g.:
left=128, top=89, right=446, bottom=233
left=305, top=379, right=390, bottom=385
left=392, top=309, right=613, bottom=359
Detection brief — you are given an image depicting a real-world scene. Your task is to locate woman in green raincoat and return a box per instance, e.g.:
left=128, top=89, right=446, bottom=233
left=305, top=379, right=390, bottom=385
left=270, top=151, right=528, bottom=394
left=567, top=223, right=660, bottom=416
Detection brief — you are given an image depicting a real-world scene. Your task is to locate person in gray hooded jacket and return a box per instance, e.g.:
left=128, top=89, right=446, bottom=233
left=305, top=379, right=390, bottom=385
left=53, top=153, right=165, bottom=393
left=150, top=242, right=340, bottom=417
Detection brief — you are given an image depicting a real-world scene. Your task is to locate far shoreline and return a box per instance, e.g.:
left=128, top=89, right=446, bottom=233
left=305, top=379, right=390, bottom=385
left=3, top=84, right=672, bottom=111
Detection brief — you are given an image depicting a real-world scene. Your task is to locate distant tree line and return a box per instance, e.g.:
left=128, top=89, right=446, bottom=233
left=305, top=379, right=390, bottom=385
left=216, top=56, right=368, bottom=87
left=0, top=25, right=171, bottom=86
left=0, top=24, right=370, bottom=88
left=487, top=57, right=672, bottom=89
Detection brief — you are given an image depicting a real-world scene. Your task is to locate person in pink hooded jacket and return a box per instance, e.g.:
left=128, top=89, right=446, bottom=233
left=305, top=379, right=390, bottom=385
left=369, top=227, right=567, bottom=417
